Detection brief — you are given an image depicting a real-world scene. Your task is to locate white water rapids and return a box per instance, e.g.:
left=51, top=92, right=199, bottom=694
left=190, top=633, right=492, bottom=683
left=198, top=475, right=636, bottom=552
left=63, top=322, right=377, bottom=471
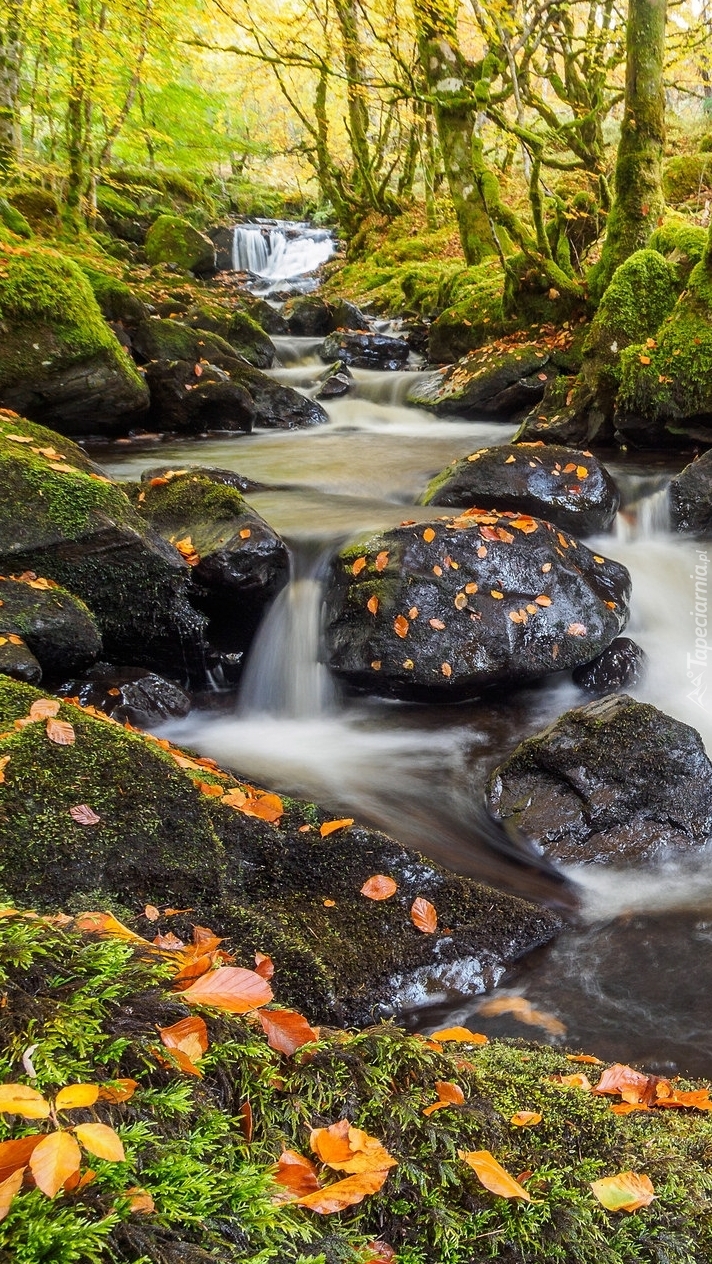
left=232, top=221, right=334, bottom=291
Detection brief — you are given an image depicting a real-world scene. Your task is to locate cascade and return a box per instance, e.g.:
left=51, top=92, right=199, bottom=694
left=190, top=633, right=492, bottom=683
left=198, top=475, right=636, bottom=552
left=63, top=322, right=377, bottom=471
left=232, top=220, right=334, bottom=285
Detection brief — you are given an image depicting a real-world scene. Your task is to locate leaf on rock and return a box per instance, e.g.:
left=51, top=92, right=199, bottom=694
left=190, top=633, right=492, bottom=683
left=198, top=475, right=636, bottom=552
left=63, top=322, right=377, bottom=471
left=74, top=1123, right=125, bottom=1162
left=367, top=596, right=379, bottom=615
left=510, top=1111, right=542, bottom=1127
left=297, top=1168, right=389, bottom=1213
left=458, top=1149, right=532, bottom=1201
left=410, top=898, right=437, bottom=933
left=320, top=819, right=354, bottom=837
left=180, top=966, right=273, bottom=1013
left=360, top=875, right=397, bottom=900
left=46, top=718, right=75, bottom=746
left=55, top=1084, right=100, bottom=1111
left=423, top=1081, right=465, bottom=1114
left=375, top=551, right=389, bottom=572
left=274, top=1149, right=321, bottom=1196
left=593, top=1064, right=661, bottom=1106
left=393, top=614, right=409, bottom=638
left=429, top=1027, right=488, bottom=1045
left=566, top=623, right=587, bottom=637
left=0, top=1084, right=50, bottom=1119
left=590, top=1171, right=655, bottom=1213
left=0, top=1168, right=25, bottom=1221
left=29, top=699, right=60, bottom=720
left=422, top=527, right=436, bottom=543
left=310, top=1121, right=397, bottom=1174
left=30, top=1131, right=82, bottom=1197
left=352, top=557, right=367, bottom=576
left=567, top=1054, right=604, bottom=1065
left=241, top=793, right=284, bottom=823
left=259, top=1008, right=318, bottom=1056
left=549, top=1073, right=592, bottom=1091
left=70, top=805, right=101, bottom=826
left=74, top=911, right=152, bottom=946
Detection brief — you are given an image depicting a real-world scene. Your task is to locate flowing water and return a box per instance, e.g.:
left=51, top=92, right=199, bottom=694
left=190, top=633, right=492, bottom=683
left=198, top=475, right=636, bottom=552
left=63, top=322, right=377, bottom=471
left=100, top=254, right=712, bottom=1075
left=232, top=221, right=335, bottom=293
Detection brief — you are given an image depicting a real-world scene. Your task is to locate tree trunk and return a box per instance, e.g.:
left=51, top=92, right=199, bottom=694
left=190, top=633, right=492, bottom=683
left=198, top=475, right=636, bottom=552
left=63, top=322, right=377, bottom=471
left=65, top=0, right=85, bottom=222
left=590, top=0, right=667, bottom=298
left=0, top=0, right=24, bottom=176
left=413, top=0, right=498, bottom=265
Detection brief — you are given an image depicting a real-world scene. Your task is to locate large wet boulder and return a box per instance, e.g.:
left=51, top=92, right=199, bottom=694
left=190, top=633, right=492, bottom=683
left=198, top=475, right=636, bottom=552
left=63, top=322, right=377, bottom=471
left=487, top=694, right=712, bottom=864
left=669, top=449, right=712, bottom=534
left=57, top=663, right=191, bottom=726
left=0, top=575, right=101, bottom=680
left=0, top=244, right=149, bottom=435
left=78, top=264, right=149, bottom=327
left=238, top=293, right=289, bottom=336
left=572, top=636, right=646, bottom=695
left=422, top=442, right=620, bottom=536
left=129, top=469, right=289, bottom=652
left=143, top=359, right=255, bottom=433
left=0, top=415, right=210, bottom=680
left=234, top=364, right=328, bottom=429
left=0, top=675, right=560, bottom=1024
left=131, top=316, right=245, bottom=369
left=185, top=302, right=276, bottom=369
left=323, top=510, right=630, bottom=700
left=207, top=223, right=235, bottom=270
left=145, top=214, right=216, bottom=276
left=408, top=343, right=557, bottom=418
left=283, top=294, right=334, bottom=335
left=320, top=330, right=408, bottom=371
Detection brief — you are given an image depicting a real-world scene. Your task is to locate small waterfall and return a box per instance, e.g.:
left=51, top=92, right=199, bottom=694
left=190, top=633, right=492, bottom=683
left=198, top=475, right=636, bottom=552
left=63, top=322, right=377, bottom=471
left=614, top=483, right=671, bottom=542
left=232, top=221, right=334, bottom=284
left=238, top=546, right=336, bottom=719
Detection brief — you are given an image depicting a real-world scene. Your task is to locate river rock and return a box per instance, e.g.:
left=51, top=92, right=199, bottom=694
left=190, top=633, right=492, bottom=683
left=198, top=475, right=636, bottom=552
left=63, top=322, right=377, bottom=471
left=129, top=470, right=289, bottom=652
left=284, top=294, right=335, bottom=336
left=0, top=675, right=561, bottom=1024
left=207, top=224, right=236, bottom=271
left=422, top=443, right=620, bottom=536
left=0, top=638, right=42, bottom=684
left=131, top=317, right=246, bottom=369
left=0, top=575, right=101, bottom=679
left=669, top=449, right=712, bottom=534
left=407, top=343, right=557, bottom=418
left=238, top=293, right=290, bottom=336
left=320, top=331, right=409, bottom=371
left=140, top=464, right=263, bottom=494
left=486, top=694, right=712, bottom=864
left=315, top=359, right=352, bottom=400
left=572, top=637, right=647, bottom=694
left=234, top=364, right=328, bottom=429
left=145, top=214, right=216, bottom=276
left=185, top=303, right=276, bottom=369
left=323, top=510, right=630, bottom=700
left=0, top=416, right=210, bottom=681
left=0, top=245, right=149, bottom=436
left=57, top=664, right=191, bottom=726
left=143, top=360, right=255, bottom=434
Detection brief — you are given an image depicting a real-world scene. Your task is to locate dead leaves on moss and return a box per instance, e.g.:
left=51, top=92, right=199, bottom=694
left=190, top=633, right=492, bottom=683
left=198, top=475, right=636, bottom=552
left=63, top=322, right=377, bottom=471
left=274, top=1119, right=396, bottom=1215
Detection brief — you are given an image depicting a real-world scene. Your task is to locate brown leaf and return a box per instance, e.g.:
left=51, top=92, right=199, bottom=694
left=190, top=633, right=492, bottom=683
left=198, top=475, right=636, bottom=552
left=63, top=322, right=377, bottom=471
left=590, top=1172, right=655, bottom=1213
left=0, top=1167, right=25, bottom=1221
left=254, top=951, right=274, bottom=979
left=410, top=897, right=437, bottom=933
left=259, top=1008, right=318, bottom=1056
left=126, top=1187, right=155, bottom=1213
left=30, top=1131, right=82, bottom=1197
left=429, top=618, right=446, bottom=630
left=55, top=1084, right=99, bottom=1111
left=97, top=1079, right=137, bottom=1104
left=320, top=818, right=354, bottom=837
left=0, top=1135, right=43, bottom=1184
left=375, top=551, right=389, bottom=572
left=352, top=557, right=367, bottom=576
left=360, top=875, right=397, bottom=900
left=365, top=1241, right=396, bottom=1263
left=144, top=904, right=160, bottom=922
left=367, top=595, right=379, bottom=615
left=69, top=805, right=101, bottom=826
left=29, top=699, right=60, bottom=720
left=549, top=1073, right=592, bottom=1091
left=566, top=622, right=587, bottom=637
left=274, top=1149, right=321, bottom=1196
left=74, top=1123, right=125, bottom=1162
left=46, top=718, right=75, bottom=746
left=459, top=1149, right=532, bottom=1201
left=180, top=966, right=273, bottom=1013
left=159, top=1016, right=209, bottom=1066
left=441, top=662, right=452, bottom=678
left=297, top=1168, right=389, bottom=1212
left=593, top=1064, right=662, bottom=1106
left=393, top=614, right=409, bottom=638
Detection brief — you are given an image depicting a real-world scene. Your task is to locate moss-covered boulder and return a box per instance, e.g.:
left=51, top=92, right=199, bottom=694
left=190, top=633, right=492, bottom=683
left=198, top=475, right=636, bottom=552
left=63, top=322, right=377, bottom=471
left=0, top=416, right=210, bottom=679
left=283, top=293, right=335, bottom=335
left=0, top=196, right=31, bottom=240
left=0, top=575, right=101, bottom=680
left=128, top=470, right=289, bottom=653
left=407, top=343, right=557, bottom=419
left=78, top=264, right=149, bottom=325
left=145, top=214, right=216, bottom=275
left=487, top=693, right=712, bottom=865
left=662, top=152, right=712, bottom=203
left=6, top=185, right=60, bottom=235
left=323, top=512, right=630, bottom=701
left=131, top=316, right=244, bottom=367
left=185, top=301, right=276, bottom=368
left=649, top=219, right=709, bottom=286
left=143, top=359, right=255, bottom=434
left=0, top=244, right=149, bottom=435
left=421, top=442, right=620, bottom=536
left=427, top=259, right=507, bottom=362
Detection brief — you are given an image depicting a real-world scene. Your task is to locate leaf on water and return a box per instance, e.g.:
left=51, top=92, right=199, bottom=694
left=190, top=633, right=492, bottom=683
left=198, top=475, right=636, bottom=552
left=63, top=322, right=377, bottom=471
left=46, top=718, right=75, bottom=746
left=159, top=1016, right=209, bottom=1066
left=394, top=614, right=409, bottom=638
left=29, top=1131, right=82, bottom=1197
left=352, top=557, right=367, bottom=576
left=180, top=966, right=273, bottom=1013
left=297, top=1168, right=389, bottom=1213
left=69, top=805, right=101, bottom=825
left=360, top=875, right=397, bottom=900
left=367, top=596, right=379, bottom=615
left=477, top=994, right=566, bottom=1035
left=74, top=1123, right=125, bottom=1162
left=0, top=1167, right=25, bottom=1221
left=274, top=1149, right=321, bottom=1196
left=458, top=1149, right=532, bottom=1201
left=590, top=1171, right=655, bottom=1213
left=259, top=1008, right=318, bottom=1056
left=0, top=1084, right=50, bottom=1119
left=29, top=699, right=60, bottom=720
left=254, top=951, right=274, bottom=979
left=375, top=551, right=389, bottom=572
left=429, top=1027, right=488, bottom=1045
left=55, top=1084, right=100, bottom=1111
left=410, top=897, right=437, bottom=933
left=510, top=1111, right=542, bottom=1127
left=320, top=819, right=354, bottom=837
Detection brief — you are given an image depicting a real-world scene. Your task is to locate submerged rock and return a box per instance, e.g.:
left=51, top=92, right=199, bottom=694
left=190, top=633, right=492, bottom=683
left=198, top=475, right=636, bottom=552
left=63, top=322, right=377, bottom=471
left=408, top=343, right=556, bottom=418
left=323, top=510, right=630, bottom=700
left=320, top=331, right=408, bottom=371
left=669, top=449, right=712, bottom=534
left=422, top=442, right=620, bottom=536
left=57, top=663, right=191, bottom=725
left=572, top=636, right=647, bottom=694
left=486, top=694, right=712, bottom=864
left=0, top=575, right=101, bottom=680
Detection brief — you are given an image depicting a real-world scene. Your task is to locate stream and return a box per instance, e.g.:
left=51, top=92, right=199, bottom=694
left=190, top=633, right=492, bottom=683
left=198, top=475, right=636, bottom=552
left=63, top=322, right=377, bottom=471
left=97, top=250, right=712, bottom=1078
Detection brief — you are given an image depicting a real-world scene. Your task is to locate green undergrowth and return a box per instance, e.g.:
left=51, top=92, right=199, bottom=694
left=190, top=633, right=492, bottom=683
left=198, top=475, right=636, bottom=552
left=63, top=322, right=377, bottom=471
left=1, top=913, right=712, bottom=1264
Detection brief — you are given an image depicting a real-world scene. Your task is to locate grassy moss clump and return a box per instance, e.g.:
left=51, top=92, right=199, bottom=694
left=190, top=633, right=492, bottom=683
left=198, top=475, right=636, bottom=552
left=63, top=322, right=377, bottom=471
left=662, top=153, right=712, bottom=204
left=649, top=220, right=709, bottom=286
left=96, top=184, right=142, bottom=221
left=2, top=912, right=712, bottom=1264
left=0, top=196, right=32, bottom=240
left=78, top=264, right=148, bottom=324
left=144, top=214, right=215, bottom=274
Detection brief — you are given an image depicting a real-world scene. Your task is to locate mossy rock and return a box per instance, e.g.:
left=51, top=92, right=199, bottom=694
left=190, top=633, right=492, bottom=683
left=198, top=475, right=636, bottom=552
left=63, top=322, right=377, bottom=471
left=131, top=316, right=242, bottom=368
left=662, top=153, right=712, bottom=203
left=185, top=302, right=275, bottom=368
left=145, top=214, right=216, bottom=275
left=0, top=196, right=31, bottom=240
left=0, top=244, right=148, bottom=434
left=408, top=343, right=555, bottom=418
left=0, top=575, right=101, bottom=680
left=96, top=183, right=141, bottom=221
left=0, top=417, right=209, bottom=678
left=649, top=220, right=709, bottom=286
left=78, top=264, right=149, bottom=325
left=6, top=185, right=60, bottom=235
left=427, top=259, right=508, bottom=362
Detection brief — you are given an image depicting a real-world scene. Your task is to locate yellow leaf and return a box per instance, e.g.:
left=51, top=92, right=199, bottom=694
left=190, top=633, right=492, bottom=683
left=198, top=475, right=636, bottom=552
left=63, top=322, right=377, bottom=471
left=510, top=1111, right=542, bottom=1127
left=55, top=1084, right=99, bottom=1111
left=590, top=1172, right=655, bottom=1213
left=74, top=1123, right=125, bottom=1162
left=0, top=1167, right=24, bottom=1221
left=459, top=1149, right=531, bottom=1201
left=320, top=819, right=354, bottom=837
left=29, top=1131, right=81, bottom=1197
left=0, top=1084, right=50, bottom=1119
left=429, top=1027, right=488, bottom=1045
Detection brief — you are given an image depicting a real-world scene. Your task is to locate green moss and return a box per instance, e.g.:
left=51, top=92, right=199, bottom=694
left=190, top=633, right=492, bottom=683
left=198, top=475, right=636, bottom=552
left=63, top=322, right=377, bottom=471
left=77, top=264, right=147, bottom=324
left=186, top=301, right=275, bottom=365
left=96, top=184, right=141, bottom=220
left=6, top=185, right=60, bottom=235
left=144, top=214, right=215, bottom=273
left=0, top=196, right=31, bottom=240
left=648, top=220, right=709, bottom=286
left=663, top=153, right=712, bottom=203
left=129, top=471, right=247, bottom=528
left=428, top=259, right=508, bottom=360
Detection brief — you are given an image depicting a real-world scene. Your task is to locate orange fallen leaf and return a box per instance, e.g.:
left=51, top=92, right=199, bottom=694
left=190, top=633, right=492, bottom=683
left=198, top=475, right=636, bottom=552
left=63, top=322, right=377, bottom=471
left=30, top=1131, right=81, bottom=1197
left=28, top=699, right=60, bottom=721
left=593, top=1064, right=660, bottom=1106
left=254, top=951, right=274, bottom=979
left=180, top=966, right=273, bottom=1013
left=323, top=899, right=336, bottom=907
left=375, top=551, right=389, bottom=572
left=55, top=1084, right=99, bottom=1111
left=241, top=793, right=284, bottom=823
left=297, top=1168, right=389, bottom=1213
left=566, top=623, right=587, bottom=637
left=352, top=557, right=367, bottom=576
left=423, top=527, right=436, bottom=543
left=360, top=875, right=397, bottom=900
left=410, top=897, right=437, bottom=933
left=239, top=528, right=251, bottom=539
left=0, top=1084, right=50, bottom=1119
left=98, top=1079, right=137, bottom=1104
left=144, top=904, right=160, bottom=922
left=310, top=1120, right=397, bottom=1175
left=549, top=1073, right=592, bottom=1091
left=393, top=614, right=409, bottom=638
left=459, top=1149, right=532, bottom=1201
left=590, top=1171, right=655, bottom=1213
left=46, top=718, right=75, bottom=746
left=0, top=1135, right=43, bottom=1184
left=69, top=805, right=101, bottom=825
left=274, top=1149, right=321, bottom=1196
left=320, top=819, right=354, bottom=837
left=477, top=995, right=566, bottom=1035
left=367, top=595, right=379, bottom=615
left=159, top=1016, right=209, bottom=1067
left=259, top=1008, right=318, bottom=1056
left=127, top=1188, right=155, bottom=1213
left=423, top=1081, right=465, bottom=1114
left=441, top=662, right=452, bottom=678
left=566, top=1054, right=604, bottom=1065
left=510, top=1111, right=542, bottom=1127
left=74, top=1123, right=125, bottom=1162
left=429, top=1026, right=488, bottom=1045
left=197, top=781, right=224, bottom=798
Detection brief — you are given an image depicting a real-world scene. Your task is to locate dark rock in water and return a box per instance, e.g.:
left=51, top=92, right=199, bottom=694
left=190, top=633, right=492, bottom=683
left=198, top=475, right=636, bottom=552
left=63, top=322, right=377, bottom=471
left=0, top=418, right=210, bottom=682
left=239, top=293, right=290, bottom=336
left=0, top=676, right=561, bottom=1025
left=572, top=637, right=647, bottom=694
left=0, top=576, right=101, bottom=679
left=315, top=359, right=353, bottom=400
left=129, top=470, right=289, bottom=653
left=407, top=344, right=556, bottom=418
left=323, top=510, right=630, bottom=701
left=401, top=317, right=431, bottom=357
left=320, top=331, right=409, bottom=371
left=144, top=360, right=254, bottom=434
left=57, top=664, right=191, bottom=725
left=422, top=442, right=620, bottom=536
left=329, top=298, right=370, bottom=330
left=670, top=450, right=712, bottom=534
left=207, top=225, right=236, bottom=271
left=487, top=694, right=712, bottom=864
left=284, top=294, right=334, bottom=336
left=234, top=364, right=328, bottom=429
left=140, top=464, right=263, bottom=494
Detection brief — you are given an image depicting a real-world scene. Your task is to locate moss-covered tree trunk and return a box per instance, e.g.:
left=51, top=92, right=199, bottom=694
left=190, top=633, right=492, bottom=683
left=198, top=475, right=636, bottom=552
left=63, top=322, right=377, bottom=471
left=413, top=0, right=498, bottom=265
left=0, top=0, right=23, bottom=176
left=590, top=0, right=667, bottom=298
